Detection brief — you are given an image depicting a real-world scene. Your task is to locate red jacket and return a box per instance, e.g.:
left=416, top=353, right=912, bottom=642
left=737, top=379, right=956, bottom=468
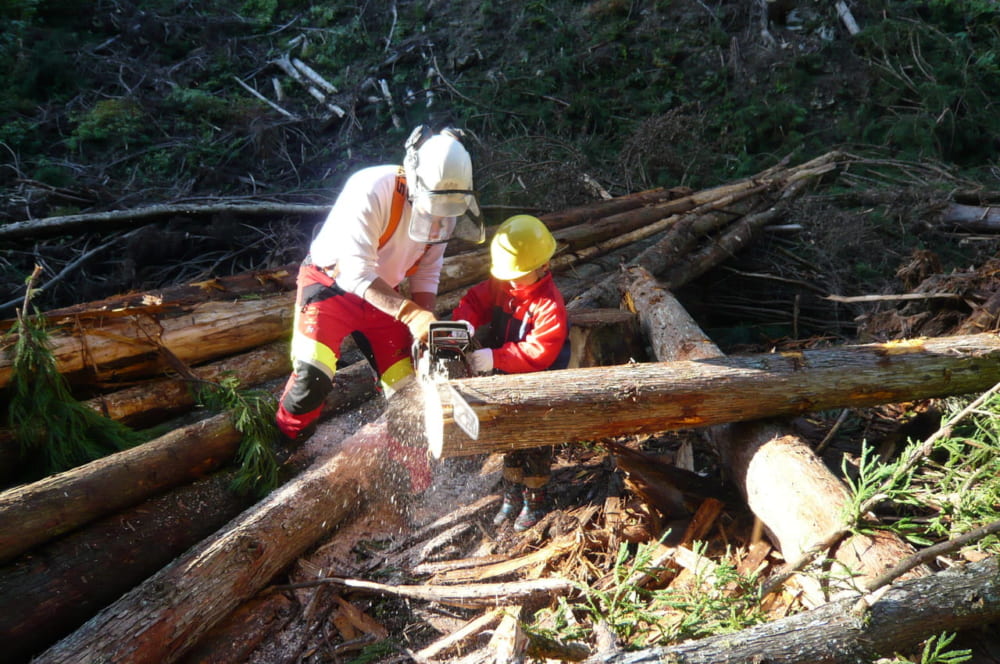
left=451, top=272, right=569, bottom=374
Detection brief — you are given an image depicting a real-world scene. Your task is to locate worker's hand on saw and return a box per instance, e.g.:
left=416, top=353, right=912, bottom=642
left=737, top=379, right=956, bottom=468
left=396, top=300, right=437, bottom=343
left=469, top=348, right=494, bottom=374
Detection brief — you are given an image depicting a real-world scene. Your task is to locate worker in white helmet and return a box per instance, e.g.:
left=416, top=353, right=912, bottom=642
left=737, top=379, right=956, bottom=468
left=276, top=126, right=483, bottom=492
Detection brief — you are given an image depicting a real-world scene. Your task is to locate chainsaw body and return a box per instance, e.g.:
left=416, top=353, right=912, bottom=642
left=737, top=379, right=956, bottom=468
left=415, top=321, right=475, bottom=381
left=412, top=321, right=480, bottom=441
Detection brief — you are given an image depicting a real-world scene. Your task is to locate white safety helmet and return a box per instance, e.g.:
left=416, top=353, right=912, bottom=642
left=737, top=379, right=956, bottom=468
left=404, top=126, right=484, bottom=244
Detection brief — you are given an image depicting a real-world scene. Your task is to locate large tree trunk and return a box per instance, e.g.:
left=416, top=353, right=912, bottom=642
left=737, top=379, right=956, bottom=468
left=623, top=266, right=921, bottom=595
left=589, top=556, right=1000, bottom=664
left=421, top=332, right=1000, bottom=458
left=32, top=420, right=402, bottom=664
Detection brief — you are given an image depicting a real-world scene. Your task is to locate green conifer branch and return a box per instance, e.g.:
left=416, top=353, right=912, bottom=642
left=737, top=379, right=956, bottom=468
left=193, top=374, right=280, bottom=497
left=4, top=266, right=143, bottom=474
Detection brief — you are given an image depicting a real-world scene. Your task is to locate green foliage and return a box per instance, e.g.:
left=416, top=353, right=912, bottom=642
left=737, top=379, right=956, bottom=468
left=913, top=395, right=1000, bottom=549
left=4, top=290, right=143, bottom=474
left=194, top=374, right=281, bottom=497
left=839, top=393, right=1000, bottom=554
left=240, top=0, right=278, bottom=25
left=344, top=638, right=396, bottom=664
left=855, top=1, right=1000, bottom=165
left=878, top=631, right=973, bottom=664
left=571, top=539, right=765, bottom=647
left=68, top=98, right=149, bottom=152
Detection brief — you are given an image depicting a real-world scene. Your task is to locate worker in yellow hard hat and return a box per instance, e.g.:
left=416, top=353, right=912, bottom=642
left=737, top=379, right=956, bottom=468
left=450, top=214, right=570, bottom=531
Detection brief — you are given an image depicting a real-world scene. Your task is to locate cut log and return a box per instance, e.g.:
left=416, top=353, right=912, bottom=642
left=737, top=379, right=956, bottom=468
left=0, top=293, right=296, bottom=391
left=21, top=263, right=299, bottom=322
left=0, top=360, right=375, bottom=564
left=422, top=332, right=1000, bottom=459
left=0, top=340, right=291, bottom=445
left=31, top=420, right=401, bottom=664
left=622, top=265, right=922, bottom=601
left=0, top=470, right=257, bottom=663
left=0, top=413, right=240, bottom=564
left=939, top=202, right=1000, bottom=232
left=588, top=556, right=1000, bottom=664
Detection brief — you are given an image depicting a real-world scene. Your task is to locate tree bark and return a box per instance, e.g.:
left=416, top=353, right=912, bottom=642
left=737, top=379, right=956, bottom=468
left=587, top=556, right=1000, bottom=664
left=421, top=332, right=1000, bottom=459
left=0, top=470, right=256, bottom=664
left=32, top=421, right=400, bottom=664
left=565, top=309, right=647, bottom=369
left=939, top=202, right=1000, bottom=232
left=0, top=413, right=241, bottom=564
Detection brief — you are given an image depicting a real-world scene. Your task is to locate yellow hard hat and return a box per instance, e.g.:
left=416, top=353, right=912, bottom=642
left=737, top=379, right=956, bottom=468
left=489, top=215, right=557, bottom=280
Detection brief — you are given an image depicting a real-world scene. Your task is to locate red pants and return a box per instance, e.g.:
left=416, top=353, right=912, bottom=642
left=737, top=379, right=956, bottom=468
left=276, top=264, right=414, bottom=440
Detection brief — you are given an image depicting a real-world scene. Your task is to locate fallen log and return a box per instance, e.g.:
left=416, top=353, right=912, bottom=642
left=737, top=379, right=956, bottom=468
left=18, top=263, right=299, bottom=322
left=417, top=332, right=1000, bottom=458
left=0, top=292, right=295, bottom=391
left=0, top=360, right=375, bottom=564
left=32, top=420, right=403, bottom=664
left=0, top=413, right=240, bottom=565
left=569, top=152, right=841, bottom=310
left=0, top=202, right=331, bottom=242
left=587, top=556, right=1000, bottom=664
left=623, top=266, right=921, bottom=597
left=0, top=340, right=290, bottom=451
left=939, top=202, right=1000, bottom=232
left=0, top=470, right=257, bottom=663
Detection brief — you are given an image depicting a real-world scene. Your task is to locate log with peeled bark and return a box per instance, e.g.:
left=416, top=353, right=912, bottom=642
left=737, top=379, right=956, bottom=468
left=939, top=202, right=1000, bottom=232
left=0, top=360, right=376, bottom=564
left=588, top=556, right=1000, bottom=664
left=623, top=265, right=922, bottom=601
left=417, top=332, right=1000, bottom=459
left=31, top=420, right=404, bottom=664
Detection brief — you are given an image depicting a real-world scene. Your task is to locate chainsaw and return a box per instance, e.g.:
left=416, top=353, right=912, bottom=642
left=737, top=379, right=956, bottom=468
left=412, top=321, right=480, bottom=441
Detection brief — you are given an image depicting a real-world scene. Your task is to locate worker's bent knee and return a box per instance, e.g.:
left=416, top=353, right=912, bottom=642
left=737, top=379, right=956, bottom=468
left=282, top=364, right=334, bottom=414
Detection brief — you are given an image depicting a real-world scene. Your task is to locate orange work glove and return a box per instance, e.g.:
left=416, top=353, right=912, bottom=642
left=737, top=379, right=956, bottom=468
left=395, top=300, right=437, bottom=343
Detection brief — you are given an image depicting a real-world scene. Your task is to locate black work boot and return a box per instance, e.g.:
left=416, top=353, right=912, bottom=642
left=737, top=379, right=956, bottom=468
left=493, top=481, right=524, bottom=525
left=514, top=487, right=547, bottom=532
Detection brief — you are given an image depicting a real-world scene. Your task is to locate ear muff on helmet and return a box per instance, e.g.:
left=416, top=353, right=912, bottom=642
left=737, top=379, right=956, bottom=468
left=489, top=215, right=557, bottom=280
left=403, top=124, right=435, bottom=185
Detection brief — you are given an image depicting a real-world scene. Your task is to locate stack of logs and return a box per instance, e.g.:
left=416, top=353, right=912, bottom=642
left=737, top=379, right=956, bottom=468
left=2, top=150, right=999, bottom=663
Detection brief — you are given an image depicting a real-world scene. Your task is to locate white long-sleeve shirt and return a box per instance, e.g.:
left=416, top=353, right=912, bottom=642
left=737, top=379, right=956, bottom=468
left=309, top=165, right=447, bottom=297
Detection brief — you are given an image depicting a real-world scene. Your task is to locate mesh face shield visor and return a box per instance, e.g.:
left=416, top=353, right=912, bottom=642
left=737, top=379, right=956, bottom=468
left=408, top=189, right=485, bottom=244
